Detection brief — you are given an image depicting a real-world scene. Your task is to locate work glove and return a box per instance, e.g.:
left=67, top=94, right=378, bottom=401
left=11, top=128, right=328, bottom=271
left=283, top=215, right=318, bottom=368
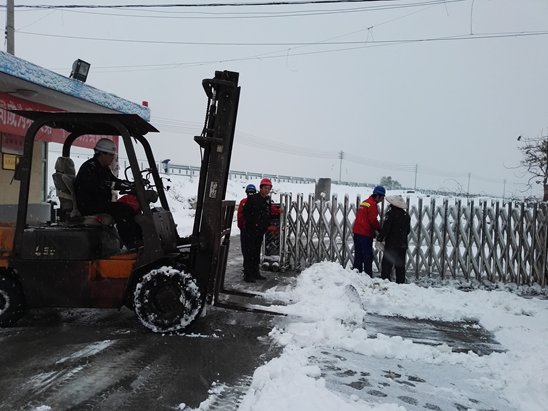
left=112, top=180, right=135, bottom=191
left=374, top=240, right=385, bottom=251
left=271, top=206, right=284, bottom=215
left=267, top=226, right=279, bottom=232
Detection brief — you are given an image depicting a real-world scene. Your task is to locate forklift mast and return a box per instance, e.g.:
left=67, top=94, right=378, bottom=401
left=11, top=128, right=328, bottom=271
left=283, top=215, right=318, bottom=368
left=190, top=71, right=240, bottom=290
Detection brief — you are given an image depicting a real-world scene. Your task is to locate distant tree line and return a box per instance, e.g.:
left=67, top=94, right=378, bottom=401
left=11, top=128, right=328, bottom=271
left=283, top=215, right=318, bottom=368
left=379, top=176, right=402, bottom=190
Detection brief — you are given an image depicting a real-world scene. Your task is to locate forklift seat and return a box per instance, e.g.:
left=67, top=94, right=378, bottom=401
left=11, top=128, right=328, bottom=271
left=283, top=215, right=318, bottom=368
left=52, top=156, right=81, bottom=220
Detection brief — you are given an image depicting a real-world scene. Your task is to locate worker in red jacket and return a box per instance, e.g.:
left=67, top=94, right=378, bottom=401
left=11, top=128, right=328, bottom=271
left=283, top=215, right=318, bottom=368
left=352, top=186, right=385, bottom=276
left=237, top=184, right=257, bottom=270
left=243, top=178, right=275, bottom=283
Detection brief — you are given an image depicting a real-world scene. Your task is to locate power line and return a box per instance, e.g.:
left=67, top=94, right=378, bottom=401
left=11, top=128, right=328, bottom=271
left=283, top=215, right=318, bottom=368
left=5, top=1, right=436, bottom=9
left=6, top=0, right=464, bottom=17
left=20, top=30, right=548, bottom=48
left=24, top=30, right=548, bottom=74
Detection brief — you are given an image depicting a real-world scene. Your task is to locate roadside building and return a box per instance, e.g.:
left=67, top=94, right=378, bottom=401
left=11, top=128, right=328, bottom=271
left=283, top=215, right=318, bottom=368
left=0, top=52, right=150, bottom=221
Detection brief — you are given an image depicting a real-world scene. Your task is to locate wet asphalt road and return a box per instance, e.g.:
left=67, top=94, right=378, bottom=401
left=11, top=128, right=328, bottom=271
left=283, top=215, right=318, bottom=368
left=0, top=240, right=282, bottom=411
left=0, top=307, right=279, bottom=411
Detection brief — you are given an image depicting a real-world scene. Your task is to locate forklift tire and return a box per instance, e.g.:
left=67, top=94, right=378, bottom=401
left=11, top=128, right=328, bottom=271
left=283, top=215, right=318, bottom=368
left=0, top=272, right=25, bottom=328
left=133, top=267, right=201, bottom=333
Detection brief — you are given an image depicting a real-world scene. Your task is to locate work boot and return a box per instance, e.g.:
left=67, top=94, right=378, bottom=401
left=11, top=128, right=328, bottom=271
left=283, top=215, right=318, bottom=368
left=253, top=273, right=267, bottom=280
left=244, top=276, right=256, bottom=283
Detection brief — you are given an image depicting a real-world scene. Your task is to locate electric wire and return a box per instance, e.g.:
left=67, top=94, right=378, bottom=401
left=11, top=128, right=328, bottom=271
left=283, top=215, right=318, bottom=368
left=4, top=1, right=454, bottom=10
left=24, top=30, right=548, bottom=74
left=19, top=30, right=548, bottom=48
left=5, top=0, right=465, bottom=18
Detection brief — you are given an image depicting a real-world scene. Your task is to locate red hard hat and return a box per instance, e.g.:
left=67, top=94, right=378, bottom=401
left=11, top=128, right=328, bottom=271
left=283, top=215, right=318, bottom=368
left=260, top=178, right=272, bottom=187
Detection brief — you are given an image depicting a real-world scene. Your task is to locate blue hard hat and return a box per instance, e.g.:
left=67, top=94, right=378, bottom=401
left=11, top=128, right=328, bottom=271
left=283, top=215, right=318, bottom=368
left=373, top=186, right=386, bottom=196
left=245, top=184, right=257, bottom=194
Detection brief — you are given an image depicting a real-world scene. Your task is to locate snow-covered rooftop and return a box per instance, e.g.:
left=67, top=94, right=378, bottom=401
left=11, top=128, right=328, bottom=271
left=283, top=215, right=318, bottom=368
left=0, top=52, right=150, bottom=121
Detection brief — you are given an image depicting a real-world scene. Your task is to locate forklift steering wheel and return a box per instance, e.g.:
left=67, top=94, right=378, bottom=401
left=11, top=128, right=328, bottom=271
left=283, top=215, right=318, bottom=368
left=124, top=166, right=153, bottom=190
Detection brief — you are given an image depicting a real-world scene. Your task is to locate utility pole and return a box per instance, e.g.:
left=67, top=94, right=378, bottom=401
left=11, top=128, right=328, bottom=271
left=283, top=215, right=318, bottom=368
left=502, top=179, right=506, bottom=200
left=338, top=150, right=344, bottom=183
left=467, top=172, right=471, bottom=197
left=414, top=164, right=418, bottom=190
left=6, top=0, right=14, bottom=55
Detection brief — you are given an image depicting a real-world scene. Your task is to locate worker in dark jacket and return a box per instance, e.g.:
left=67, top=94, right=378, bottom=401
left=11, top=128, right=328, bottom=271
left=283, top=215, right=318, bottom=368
left=352, top=186, right=385, bottom=276
left=237, top=184, right=257, bottom=270
left=74, top=138, right=141, bottom=248
left=242, top=178, right=274, bottom=283
left=377, top=195, right=411, bottom=284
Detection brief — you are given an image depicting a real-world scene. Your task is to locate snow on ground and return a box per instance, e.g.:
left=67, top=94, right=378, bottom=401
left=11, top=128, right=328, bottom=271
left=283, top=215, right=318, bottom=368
left=160, top=175, right=548, bottom=411
left=44, top=164, right=547, bottom=410
left=234, top=263, right=548, bottom=411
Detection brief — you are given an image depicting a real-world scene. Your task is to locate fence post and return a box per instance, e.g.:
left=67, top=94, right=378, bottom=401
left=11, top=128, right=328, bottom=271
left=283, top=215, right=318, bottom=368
left=531, top=203, right=537, bottom=284
left=330, top=194, right=337, bottom=263
left=543, top=204, right=548, bottom=287
left=306, top=194, right=314, bottom=269
left=427, top=197, right=435, bottom=277
left=295, top=193, right=302, bottom=272
left=493, top=201, right=499, bottom=282
left=318, top=194, right=325, bottom=262
left=518, top=202, right=524, bottom=285
left=505, top=201, right=512, bottom=284
left=415, top=197, right=423, bottom=278
left=454, top=199, right=461, bottom=279
left=343, top=194, right=348, bottom=268
left=279, top=193, right=288, bottom=271
left=441, top=199, right=448, bottom=279
left=481, top=200, right=488, bottom=282
left=465, top=200, right=474, bottom=281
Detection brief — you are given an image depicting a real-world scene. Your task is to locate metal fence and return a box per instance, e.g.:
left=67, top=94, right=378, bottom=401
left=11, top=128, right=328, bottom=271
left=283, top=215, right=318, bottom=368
left=159, top=162, right=316, bottom=184
left=278, top=193, right=548, bottom=287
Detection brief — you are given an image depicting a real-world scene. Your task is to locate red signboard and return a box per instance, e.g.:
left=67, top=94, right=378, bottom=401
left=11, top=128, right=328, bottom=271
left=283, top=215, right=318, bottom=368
left=1, top=132, right=24, bottom=155
left=0, top=91, right=118, bottom=151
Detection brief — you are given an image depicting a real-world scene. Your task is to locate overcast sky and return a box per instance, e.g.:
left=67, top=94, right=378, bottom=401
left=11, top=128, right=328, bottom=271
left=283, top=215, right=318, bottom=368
left=3, top=0, right=548, bottom=197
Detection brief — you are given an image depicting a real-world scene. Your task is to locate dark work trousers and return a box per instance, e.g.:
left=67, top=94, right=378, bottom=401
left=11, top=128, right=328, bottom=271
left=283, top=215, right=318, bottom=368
left=244, top=230, right=263, bottom=279
left=81, top=202, right=142, bottom=247
left=240, top=230, right=248, bottom=268
left=381, top=247, right=407, bottom=284
left=353, top=233, right=374, bottom=276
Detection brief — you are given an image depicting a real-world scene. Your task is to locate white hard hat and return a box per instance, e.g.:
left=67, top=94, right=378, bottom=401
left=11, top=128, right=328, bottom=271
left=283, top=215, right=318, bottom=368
left=94, top=138, right=117, bottom=155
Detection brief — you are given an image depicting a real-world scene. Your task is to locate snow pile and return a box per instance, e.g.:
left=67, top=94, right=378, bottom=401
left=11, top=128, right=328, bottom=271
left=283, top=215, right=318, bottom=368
left=156, top=174, right=548, bottom=411
left=236, top=262, right=548, bottom=411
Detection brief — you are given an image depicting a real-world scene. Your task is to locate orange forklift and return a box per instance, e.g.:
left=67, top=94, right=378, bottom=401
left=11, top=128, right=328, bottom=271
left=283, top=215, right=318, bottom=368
left=0, top=70, right=266, bottom=333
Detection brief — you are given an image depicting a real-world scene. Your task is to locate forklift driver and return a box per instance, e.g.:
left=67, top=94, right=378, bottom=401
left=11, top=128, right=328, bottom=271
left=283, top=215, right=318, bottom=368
left=74, top=138, right=142, bottom=249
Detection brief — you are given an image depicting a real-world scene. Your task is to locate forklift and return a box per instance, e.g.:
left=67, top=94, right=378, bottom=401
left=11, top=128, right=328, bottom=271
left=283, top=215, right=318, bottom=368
left=0, top=70, right=271, bottom=333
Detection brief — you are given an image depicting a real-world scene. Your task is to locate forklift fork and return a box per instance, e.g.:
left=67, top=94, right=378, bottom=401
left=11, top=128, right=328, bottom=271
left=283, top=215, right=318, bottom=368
left=211, top=201, right=285, bottom=316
